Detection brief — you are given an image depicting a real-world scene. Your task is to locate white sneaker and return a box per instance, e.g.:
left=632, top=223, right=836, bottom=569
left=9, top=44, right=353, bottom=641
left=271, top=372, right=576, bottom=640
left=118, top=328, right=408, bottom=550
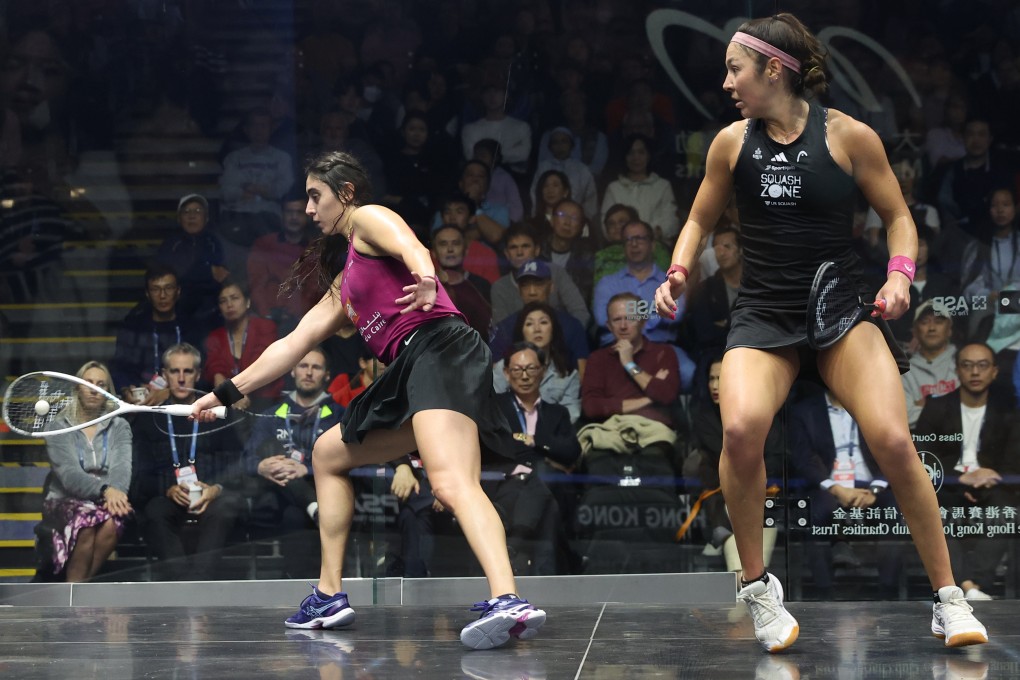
left=964, top=587, right=992, bottom=601
left=932, top=586, right=988, bottom=647
left=738, top=573, right=799, bottom=653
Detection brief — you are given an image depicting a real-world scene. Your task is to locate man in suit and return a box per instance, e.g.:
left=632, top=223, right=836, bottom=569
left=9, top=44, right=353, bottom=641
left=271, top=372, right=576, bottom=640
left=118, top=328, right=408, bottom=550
left=914, top=342, right=1020, bottom=599
left=789, top=390, right=901, bottom=599
left=487, top=341, right=581, bottom=575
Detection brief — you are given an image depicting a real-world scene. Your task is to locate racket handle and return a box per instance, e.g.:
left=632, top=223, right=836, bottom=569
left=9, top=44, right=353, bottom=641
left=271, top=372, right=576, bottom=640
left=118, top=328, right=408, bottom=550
left=871, top=298, right=888, bottom=317
left=160, top=404, right=228, bottom=419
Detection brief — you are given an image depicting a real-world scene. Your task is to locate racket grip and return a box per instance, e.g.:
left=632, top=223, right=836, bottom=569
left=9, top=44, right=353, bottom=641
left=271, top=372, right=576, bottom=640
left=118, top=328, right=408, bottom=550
left=871, top=298, right=888, bottom=317
left=160, top=404, right=228, bottom=419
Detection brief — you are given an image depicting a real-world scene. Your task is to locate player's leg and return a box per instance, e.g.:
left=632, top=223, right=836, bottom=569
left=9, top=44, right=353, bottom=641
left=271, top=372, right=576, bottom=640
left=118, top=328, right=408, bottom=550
left=286, top=421, right=417, bottom=629
left=313, top=421, right=418, bottom=593
left=819, top=322, right=987, bottom=646
left=719, top=346, right=801, bottom=653
left=413, top=409, right=545, bottom=650
left=719, top=347, right=799, bottom=581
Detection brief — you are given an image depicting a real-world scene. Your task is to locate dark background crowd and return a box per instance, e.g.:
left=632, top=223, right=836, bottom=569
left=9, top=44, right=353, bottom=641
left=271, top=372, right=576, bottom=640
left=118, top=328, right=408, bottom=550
left=1, top=0, right=1020, bottom=600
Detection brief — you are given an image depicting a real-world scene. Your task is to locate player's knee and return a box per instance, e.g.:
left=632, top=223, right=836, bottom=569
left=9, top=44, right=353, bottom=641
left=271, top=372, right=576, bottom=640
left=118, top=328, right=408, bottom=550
left=312, top=434, right=351, bottom=475
left=428, top=475, right=475, bottom=513
left=722, top=419, right=769, bottom=458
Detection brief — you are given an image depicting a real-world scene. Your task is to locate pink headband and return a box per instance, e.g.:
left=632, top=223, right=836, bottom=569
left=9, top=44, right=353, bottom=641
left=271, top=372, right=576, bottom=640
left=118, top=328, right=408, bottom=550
left=730, top=31, right=801, bottom=73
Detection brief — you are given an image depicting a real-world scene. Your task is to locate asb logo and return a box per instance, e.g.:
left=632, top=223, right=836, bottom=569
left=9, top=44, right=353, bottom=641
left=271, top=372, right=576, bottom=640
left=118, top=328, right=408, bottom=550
left=917, top=450, right=944, bottom=493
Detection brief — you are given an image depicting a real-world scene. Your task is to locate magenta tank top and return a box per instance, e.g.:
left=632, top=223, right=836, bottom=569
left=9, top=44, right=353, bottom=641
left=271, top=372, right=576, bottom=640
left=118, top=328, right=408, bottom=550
left=340, top=244, right=466, bottom=364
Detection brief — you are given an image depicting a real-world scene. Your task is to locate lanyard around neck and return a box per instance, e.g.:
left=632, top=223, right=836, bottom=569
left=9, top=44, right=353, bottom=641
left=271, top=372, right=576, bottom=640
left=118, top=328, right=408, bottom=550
left=166, top=414, right=199, bottom=467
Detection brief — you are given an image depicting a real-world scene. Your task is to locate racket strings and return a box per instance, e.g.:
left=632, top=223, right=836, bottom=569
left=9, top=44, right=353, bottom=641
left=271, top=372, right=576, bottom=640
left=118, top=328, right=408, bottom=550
left=2, top=375, right=110, bottom=435
left=814, top=273, right=863, bottom=342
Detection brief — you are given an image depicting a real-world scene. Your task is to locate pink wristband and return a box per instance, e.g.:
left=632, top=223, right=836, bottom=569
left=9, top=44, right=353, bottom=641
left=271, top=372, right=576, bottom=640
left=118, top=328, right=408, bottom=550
left=887, top=256, right=916, bottom=282
left=667, top=264, right=690, bottom=280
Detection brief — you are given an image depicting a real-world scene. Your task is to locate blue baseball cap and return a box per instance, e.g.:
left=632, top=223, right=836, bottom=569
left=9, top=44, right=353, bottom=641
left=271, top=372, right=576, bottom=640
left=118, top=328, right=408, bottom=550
left=515, top=259, right=551, bottom=281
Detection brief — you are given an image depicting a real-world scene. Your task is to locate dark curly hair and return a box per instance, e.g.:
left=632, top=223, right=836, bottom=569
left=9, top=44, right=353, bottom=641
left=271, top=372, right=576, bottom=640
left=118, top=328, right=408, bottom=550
left=281, top=151, right=373, bottom=299
left=734, top=13, right=828, bottom=98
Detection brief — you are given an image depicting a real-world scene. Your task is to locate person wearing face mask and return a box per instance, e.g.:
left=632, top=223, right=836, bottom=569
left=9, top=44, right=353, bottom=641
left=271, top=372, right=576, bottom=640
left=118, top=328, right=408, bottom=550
left=191, top=150, right=546, bottom=650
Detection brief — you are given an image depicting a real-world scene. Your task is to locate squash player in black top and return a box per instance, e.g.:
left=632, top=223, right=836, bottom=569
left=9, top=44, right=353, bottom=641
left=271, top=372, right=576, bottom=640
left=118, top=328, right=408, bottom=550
left=654, top=13, right=988, bottom=653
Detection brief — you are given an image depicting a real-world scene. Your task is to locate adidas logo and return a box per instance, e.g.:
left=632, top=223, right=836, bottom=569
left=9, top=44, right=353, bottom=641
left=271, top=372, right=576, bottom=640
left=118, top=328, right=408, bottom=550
left=770, top=152, right=789, bottom=163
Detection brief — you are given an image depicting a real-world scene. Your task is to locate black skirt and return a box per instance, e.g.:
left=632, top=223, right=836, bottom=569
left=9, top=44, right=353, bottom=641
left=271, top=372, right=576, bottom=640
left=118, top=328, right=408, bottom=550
left=726, top=306, right=909, bottom=375
left=340, top=316, right=514, bottom=457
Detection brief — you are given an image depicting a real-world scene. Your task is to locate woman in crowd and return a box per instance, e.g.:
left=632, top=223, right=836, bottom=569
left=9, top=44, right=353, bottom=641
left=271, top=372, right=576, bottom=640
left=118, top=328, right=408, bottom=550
left=492, top=301, right=581, bottom=422
left=203, top=279, right=282, bottom=409
left=43, top=361, right=132, bottom=582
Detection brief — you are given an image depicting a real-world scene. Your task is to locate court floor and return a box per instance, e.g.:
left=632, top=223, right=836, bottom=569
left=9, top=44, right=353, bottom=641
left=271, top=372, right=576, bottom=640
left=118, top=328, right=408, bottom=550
left=0, top=600, right=1015, bottom=679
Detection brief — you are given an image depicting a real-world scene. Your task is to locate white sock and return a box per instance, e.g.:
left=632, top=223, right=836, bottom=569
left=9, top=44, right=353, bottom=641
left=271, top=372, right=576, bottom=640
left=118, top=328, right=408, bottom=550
left=307, top=501, right=318, bottom=521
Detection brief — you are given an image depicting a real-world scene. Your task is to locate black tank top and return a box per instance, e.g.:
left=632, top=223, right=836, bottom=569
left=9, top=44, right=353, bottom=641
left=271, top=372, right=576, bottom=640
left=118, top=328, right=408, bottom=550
left=732, top=103, right=861, bottom=312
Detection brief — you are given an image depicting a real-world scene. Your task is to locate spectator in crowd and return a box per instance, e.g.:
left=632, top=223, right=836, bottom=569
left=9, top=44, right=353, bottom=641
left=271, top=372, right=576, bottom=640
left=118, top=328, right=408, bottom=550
left=925, top=92, right=969, bottom=171
left=914, top=342, right=1020, bottom=599
left=245, top=347, right=342, bottom=577
left=432, top=191, right=501, bottom=283
left=492, top=302, right=581, bottom=422
left=887, top=226, right=957, bottom=346
left=320, top=317, right=366, bottom=387
left=682, top=225, right=743, bottom=369
left=962, top=187, right=1020, bottom=339
left=386, top=451, right=444, bottom=578
left=936, top=116, right=1016, bottom=269
left=592, top=220, right=684, bottom=347
left=539, top=199, right=597, bottom=303
left=461, top=82, right=532, bottom=175
left=530, top=127, right=599, bottom=223
left=581, top=292, right=680, bottom=429
left=328, top=347, right=386, bottom=408
left=687, top=356, right=784, bottom=570
left=489, top=261, right=591, bottom=379
left=380, top=110, right=445, bottom=233
left=538, top=88, right=608, bottom=179
left=218, top=107, right=295, bottom=250
left=903, top=300, right=958, bottom=429
left=491, top=224, right=591, bottom=327
left=862, top=159, right=940, bottom=267
left=203, top=280, right=283, bottom=410
left=473, top=138, right=524, bottom=224
left=530, top=169, right=572, bottom=240
left=0, top=28, right=70, bottom=186
left=129, top=343, right=245, bottom=580
left=155, top=193, right=229, bottom=328
left=42, top=361, right=132, bottom=582
left=600, top=134, right=680, bottom=242
left=0, top=163, right=71, bottom=303
left=247, top=188, right=322, bottom=334
left=432, top=224, right=492, bottom=338
left=112, top=265, right=204, bottom=406
left=789, top=389, right=901, bottom=600
left=593, top=204, right=673, bottom=288
left=446, top=160, right=511, bottom=250
left=314, top=108, right=387, bottom=202
left=489, top=342, right=580, bottom=574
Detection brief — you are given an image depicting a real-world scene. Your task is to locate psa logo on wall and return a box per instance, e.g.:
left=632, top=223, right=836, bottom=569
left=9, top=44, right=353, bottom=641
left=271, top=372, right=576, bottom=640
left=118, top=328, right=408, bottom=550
left=646, top=10, right=921, bottom=122
left=917, top=450, right=945, bottom=493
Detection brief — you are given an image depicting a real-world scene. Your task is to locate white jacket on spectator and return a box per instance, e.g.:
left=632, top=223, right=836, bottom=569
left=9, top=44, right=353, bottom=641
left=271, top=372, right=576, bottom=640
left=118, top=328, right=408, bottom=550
left=600, top=173, right=679, bottom=241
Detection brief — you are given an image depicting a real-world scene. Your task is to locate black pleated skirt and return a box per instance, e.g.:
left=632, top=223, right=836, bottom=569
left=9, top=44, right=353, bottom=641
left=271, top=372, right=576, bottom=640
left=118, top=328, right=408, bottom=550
left=726, top=305, right=909, bottom=375
left=340, top=315, right=513, bottom=457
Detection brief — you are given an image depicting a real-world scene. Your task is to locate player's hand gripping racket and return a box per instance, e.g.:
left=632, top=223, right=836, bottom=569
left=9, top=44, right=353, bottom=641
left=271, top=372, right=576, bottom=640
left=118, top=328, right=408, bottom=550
left=2, top=371, right=227, bottom=437
left=806, top=262, right=887, bottom=350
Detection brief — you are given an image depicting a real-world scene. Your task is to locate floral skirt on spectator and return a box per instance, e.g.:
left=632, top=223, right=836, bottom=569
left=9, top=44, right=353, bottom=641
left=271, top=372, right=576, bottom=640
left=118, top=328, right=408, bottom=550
left=340, top=315, right=514, bottom=459
left=42, top=498, right=125, bottom=574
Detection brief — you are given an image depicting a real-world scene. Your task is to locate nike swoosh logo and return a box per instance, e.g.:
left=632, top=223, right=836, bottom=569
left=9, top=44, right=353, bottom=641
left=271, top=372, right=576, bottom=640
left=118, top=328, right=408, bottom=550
left=404, top=330, right=419, bottom=346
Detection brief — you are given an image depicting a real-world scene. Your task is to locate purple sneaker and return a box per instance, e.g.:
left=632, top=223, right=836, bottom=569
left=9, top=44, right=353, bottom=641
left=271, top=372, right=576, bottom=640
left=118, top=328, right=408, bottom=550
left=285, top=587, right=356, bottom=629
left=460, top=595, right=547, bottom=650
